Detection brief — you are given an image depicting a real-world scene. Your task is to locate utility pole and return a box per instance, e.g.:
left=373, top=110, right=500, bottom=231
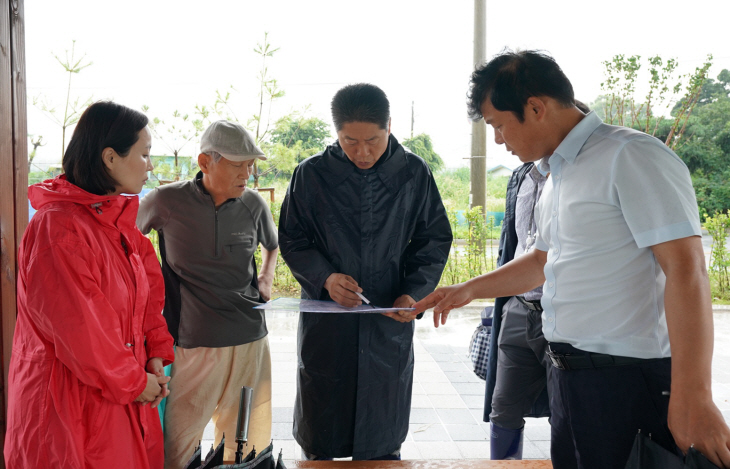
left=470, top=0, right=487, bottom=212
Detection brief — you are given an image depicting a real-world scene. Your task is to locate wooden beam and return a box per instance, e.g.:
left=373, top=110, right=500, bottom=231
left=0, top=0, right=27, bottom=464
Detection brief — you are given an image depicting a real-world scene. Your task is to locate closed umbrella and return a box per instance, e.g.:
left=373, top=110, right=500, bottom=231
left=625, top=431, right=720, bottom=469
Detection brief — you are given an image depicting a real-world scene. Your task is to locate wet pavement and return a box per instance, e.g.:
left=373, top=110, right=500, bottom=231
left=200, top=305, right=730, bottom=464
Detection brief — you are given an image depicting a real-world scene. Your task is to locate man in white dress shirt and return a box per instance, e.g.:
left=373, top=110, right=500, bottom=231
left=414, top=50, right=730, bottom=469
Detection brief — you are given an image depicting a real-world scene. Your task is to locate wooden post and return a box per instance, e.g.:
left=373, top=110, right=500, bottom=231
left=0, top=0, right=28, bottom=462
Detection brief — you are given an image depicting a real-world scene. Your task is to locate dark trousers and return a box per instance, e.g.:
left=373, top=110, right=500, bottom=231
left=490, top=297, right=551, bottom=428
left=548, top=343, right=675, bottom=469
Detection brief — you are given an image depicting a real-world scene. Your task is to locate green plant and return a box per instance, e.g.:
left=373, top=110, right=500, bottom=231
left=439, top=207, right=499, bottom=289
left=705, top=212, right=730, bottom=301
left=597, top=53, right=713, bottom=150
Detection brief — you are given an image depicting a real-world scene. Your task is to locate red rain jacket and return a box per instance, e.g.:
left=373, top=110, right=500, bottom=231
left=5, top=176, right=174, bottom=468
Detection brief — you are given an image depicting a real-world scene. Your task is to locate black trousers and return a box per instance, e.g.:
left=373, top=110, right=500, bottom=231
left=548, top=343, right=675, bottom=469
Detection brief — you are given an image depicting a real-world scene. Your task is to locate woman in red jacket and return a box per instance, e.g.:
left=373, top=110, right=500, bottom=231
left=5, top=101, right=174, bottom=468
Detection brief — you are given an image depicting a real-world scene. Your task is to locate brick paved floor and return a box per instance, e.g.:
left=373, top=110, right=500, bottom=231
left=200, top=307, right=730, bottom=464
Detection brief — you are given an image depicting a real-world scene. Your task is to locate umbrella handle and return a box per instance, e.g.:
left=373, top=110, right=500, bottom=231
left=234, top=386, right=254, bottom=464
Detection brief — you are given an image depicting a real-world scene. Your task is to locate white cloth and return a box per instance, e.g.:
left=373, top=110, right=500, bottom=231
left=534, top=112, right=701, bottom=359
left=163, top=338, right=272, bottom=468
left=513, top=164, right=547, bottom=301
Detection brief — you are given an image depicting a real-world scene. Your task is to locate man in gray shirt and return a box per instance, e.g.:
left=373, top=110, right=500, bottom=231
left=137, top=120, right=278, bottom=468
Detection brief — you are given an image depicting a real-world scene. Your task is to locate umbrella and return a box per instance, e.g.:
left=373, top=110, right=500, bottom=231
left=625, top=431, right=720, bottom=469
left=183, top=384, right=288, bottom=469
left=199, top=437, right=225, bottom=469
left=182, top=444, right=202, bottom=469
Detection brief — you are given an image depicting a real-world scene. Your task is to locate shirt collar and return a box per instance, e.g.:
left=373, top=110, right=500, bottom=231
left=528, top=163, right=547, bottom=183
left=539, top=111, right=602, bottom=174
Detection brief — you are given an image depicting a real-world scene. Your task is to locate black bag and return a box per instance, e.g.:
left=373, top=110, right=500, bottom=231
left=624, top=431, right=720, bottom=469
left=467, top=306, right=493, bottom=380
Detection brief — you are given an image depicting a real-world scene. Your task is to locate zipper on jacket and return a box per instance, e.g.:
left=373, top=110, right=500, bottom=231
left=215, top=208, right=219, bottom=256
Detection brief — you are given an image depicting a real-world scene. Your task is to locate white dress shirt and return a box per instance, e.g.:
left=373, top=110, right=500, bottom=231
left=534, top=112, right=701, bottom=359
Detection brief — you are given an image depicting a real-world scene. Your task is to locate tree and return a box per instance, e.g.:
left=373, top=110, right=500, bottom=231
left=142, top=106, right=205, bottom=183
left=596, top=57, right=730, bottom=215
left=265, top=113, right=331, bottom=175
left=213, top=32, right=285, bottom=187
left=270, top=113, right=331, bottom=151
left=33, top=40, right=94, bottom=159
left=597, top=53, right=713, bottom=149
left=402, top=133, right=444, bottom=172
left=669, top=70, right=730, bottom=215
left=673, top=68, right=730, bottom=113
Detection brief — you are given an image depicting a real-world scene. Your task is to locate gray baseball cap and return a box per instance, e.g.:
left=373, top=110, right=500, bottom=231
left=200, top=120, right=267, bottom=161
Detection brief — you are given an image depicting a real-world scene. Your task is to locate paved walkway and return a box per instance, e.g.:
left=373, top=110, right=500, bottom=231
left=199, top=307, right=730, bottom=464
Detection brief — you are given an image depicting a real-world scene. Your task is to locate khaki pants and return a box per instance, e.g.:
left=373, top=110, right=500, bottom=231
left=163, top=337, right=272, bottom=468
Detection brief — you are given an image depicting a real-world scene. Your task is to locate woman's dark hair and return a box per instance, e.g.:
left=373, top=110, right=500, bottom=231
left=468, top=50, right=575, bottom=122
left=62, top=101, right=149, bottom=195
left=331, top=83, right=390, bottom=131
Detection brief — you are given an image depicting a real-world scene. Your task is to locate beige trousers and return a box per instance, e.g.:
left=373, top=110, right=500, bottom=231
left=163, top=337, right=272, bottom=468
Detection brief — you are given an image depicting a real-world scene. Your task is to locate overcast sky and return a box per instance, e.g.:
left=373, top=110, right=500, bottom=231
left=24, top=0, right=730, bottom=170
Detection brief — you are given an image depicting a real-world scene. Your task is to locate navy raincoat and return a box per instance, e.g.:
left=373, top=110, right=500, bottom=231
left=278, top=135, right=452, bottom=459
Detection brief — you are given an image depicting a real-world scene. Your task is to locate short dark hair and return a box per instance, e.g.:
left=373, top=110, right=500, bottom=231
left=63, top=101, right=149, bottom=195
left=575, top=100, right=590, bottom=113
left=468, top=50, right=575, bottom=122
left=331, top=83, right=390, bottom=131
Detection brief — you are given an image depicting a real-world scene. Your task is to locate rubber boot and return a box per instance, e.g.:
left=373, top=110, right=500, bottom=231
left=490, top=422, right=524, bottom=460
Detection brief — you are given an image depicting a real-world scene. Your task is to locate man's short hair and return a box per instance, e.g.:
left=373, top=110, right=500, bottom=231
left=331, top=83, right=390, bottom=131
left=468, top=50, right=575, bottom=123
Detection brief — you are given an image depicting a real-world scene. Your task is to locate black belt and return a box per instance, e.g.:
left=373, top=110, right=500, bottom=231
left=515, top=295, right=543, bottom=312
left=547, top=344, right=654, bottom=371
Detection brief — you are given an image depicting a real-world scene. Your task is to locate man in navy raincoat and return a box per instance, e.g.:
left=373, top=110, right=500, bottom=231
left=278, top=83, right=452, bottom=460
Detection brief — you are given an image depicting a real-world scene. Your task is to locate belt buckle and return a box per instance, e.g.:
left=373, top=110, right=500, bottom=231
left=547, top=349, right=570, bottom=370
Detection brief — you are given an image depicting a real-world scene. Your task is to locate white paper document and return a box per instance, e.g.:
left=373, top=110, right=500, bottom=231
left=254, top=297, right=416, bottom=314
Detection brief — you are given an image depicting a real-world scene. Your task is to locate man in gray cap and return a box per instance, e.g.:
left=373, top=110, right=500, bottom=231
left=137, top=120, right=278, bottom=468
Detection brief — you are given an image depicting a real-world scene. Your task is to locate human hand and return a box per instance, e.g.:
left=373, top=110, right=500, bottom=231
left=382, top=294, right=417, bottom=323
left=258, top=273, right=273, bottom=302
left=668, top=392, right=730, bottom=468
left=146, top=357, right=165, bottom=376
left=324, top=273, right=362, bottom=307
left=135, top=373, right=171, bottom=406
left=412, top=283, right=474, bottom=328
left=145, top=357, right=169, bottom=409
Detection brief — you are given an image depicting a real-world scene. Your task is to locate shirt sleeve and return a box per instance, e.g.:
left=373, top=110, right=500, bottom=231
left=136, top=187, right=167, bottom=235
left=611, top=136, right=701, bottom=248
left=278, top=166, right=337, bottom=299
left=255, top=194, right=279, bottom=252
left=401, top=169, right=453, bottom=302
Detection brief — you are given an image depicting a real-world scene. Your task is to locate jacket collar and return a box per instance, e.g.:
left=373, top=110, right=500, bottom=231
left=319, top=134, right=411, bottom=193
left=28, top=175, right=140, bottom=231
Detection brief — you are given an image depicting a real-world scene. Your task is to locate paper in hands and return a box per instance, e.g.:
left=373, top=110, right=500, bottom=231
left=254, top=297, right=416, bottom=314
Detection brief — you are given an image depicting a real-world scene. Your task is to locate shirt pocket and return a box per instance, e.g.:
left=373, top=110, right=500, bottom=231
left=224, top=235, right=256, bottom=261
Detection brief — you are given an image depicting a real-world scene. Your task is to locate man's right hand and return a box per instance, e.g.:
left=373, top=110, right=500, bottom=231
left=324, top=273, right=363, bottom=307
left=135, top=373, right=171, bottom=405
left=413, top=283, right=475, bottom=328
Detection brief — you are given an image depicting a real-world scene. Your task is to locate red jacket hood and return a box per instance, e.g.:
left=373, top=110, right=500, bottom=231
left=28, top=175, right=140, bottom=230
